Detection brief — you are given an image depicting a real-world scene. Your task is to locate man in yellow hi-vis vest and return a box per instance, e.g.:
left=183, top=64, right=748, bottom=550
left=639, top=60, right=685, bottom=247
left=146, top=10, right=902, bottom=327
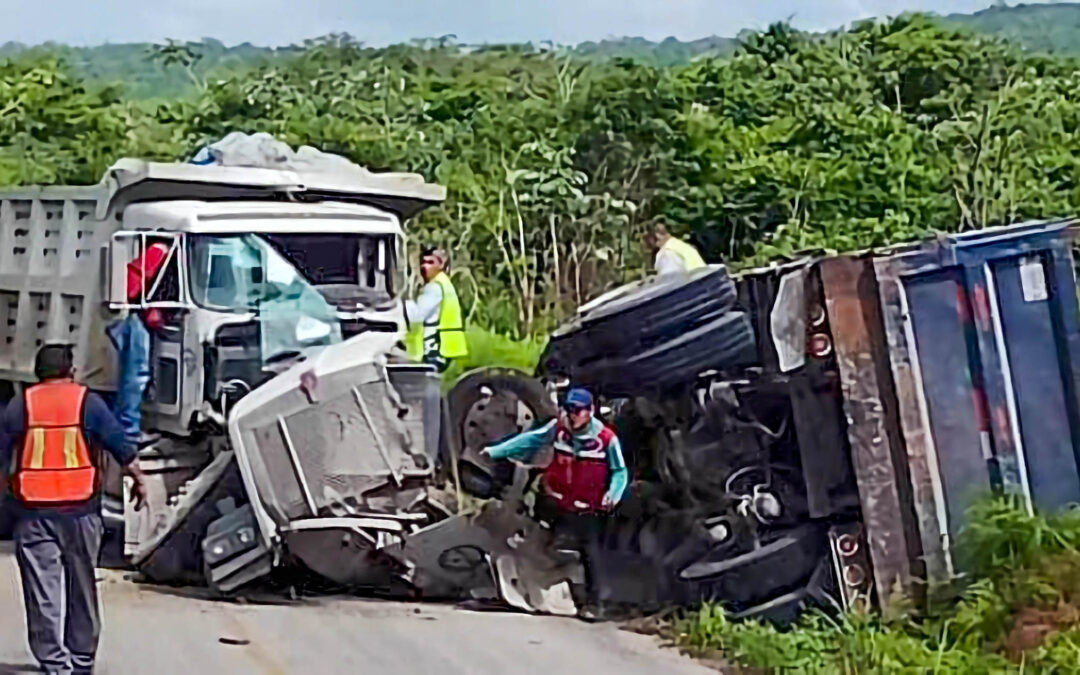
left=645, top=223, right=706, bottom=276
left=404, top=247, right=468, bottom=372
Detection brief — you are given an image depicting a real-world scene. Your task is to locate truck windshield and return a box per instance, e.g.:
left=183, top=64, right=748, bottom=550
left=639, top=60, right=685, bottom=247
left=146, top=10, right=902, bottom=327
left=190, top=233, right=342, bottom=359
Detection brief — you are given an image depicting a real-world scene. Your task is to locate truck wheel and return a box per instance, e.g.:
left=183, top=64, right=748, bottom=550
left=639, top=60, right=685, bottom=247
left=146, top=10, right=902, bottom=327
left=539, top=267, right=738, bottom=378
left=678, top=524, right=827, bottom=611
left=446, top=368, right=555, bottom=495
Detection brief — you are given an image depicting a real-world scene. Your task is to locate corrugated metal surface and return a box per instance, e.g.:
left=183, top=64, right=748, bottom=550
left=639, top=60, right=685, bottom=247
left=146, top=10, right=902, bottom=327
left=0, top=196, right=115, bottom=385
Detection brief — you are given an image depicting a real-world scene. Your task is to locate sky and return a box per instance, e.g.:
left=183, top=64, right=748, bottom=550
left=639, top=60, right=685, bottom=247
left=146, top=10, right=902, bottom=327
left=0, top=0, right=1060, bottom=47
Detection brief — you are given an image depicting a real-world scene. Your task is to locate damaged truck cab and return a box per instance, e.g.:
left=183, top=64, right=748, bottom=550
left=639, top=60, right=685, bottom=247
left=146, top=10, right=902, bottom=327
left=107, top=198, right=408, bottom=438
left=0, top=157, right=448, bottom=588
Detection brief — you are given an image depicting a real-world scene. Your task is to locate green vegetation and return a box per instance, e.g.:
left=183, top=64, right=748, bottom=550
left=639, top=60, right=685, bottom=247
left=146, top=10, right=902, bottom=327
left=0, top=39, right=298, bottom=99
left=673, top=498, right=1080, bottom=673
left=943, top=2, right=1080, bottom=55
left=8, top=4, right=1080, bottom=99
left=5, top=14, right=1080, bottom=338
left=442, top=327, right=546, bottom=388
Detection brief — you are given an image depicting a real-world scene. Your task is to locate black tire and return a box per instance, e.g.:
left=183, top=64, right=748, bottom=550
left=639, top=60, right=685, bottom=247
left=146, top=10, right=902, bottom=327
left=678, top=524, right=827, bottom=611
left=445, top=368, right=555, bottom=495
left=539, top=266, right=738, bottom=377
left=571, top=311, right=756, bottom=397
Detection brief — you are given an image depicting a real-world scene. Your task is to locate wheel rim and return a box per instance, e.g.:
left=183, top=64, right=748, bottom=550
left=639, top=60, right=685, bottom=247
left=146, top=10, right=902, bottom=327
left=461, top=386, right=538, bottom=454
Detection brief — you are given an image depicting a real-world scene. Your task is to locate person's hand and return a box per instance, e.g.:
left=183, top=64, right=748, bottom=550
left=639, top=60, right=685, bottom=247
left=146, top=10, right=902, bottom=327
left=601, top=493, right=616, bottom=511
left=126, top=464, right=148, bottom=512
left=478, top=447, right=492, bottom=460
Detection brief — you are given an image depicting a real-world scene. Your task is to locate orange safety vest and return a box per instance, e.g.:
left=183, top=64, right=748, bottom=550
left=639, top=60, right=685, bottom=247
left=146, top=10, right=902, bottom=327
left=13, top=381, right=97, bottom=505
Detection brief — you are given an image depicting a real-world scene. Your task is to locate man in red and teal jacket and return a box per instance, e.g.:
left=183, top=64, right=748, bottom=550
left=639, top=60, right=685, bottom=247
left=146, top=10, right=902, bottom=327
left=481, top=387, right=627, bottom=618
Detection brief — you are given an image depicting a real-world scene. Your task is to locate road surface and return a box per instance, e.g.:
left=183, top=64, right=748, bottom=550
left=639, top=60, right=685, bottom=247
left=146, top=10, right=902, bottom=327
left=0, top=543, right=712, bottom=675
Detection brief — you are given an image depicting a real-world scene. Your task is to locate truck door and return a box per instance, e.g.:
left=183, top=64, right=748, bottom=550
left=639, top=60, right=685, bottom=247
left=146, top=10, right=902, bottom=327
left=106, top=231, right=187, bottom=420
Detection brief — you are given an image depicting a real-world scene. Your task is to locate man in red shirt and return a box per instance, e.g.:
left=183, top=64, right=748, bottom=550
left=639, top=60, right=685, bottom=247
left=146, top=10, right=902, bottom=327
left=106, top=240, right=171, bottom=444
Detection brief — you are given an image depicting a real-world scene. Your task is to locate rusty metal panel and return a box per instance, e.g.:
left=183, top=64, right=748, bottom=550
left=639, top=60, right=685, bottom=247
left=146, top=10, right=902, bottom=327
left=820, top=256, right=922, bottom=606
left=874, top=257, right=951, bottom=582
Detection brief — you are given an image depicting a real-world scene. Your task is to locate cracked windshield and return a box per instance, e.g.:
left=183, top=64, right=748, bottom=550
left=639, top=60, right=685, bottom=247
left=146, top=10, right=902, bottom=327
left=2, top=1, right=1080, bottom=674
left=189, top=233, right=342, bottom=360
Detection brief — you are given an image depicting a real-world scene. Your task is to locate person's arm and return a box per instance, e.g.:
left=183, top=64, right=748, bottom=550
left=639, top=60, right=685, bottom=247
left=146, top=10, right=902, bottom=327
left=654, top=249, right=684, bottom=276
left=143, top=308, right=166, bottom=333
left=0, top=397, right=24, bottom=480
left=82, top=393, right=147, bottom=510
left=602, top=433, right=629, bottom=508
left=484, top=419, right=557, bottom=463
left=405, top=283, right=443, bottom=327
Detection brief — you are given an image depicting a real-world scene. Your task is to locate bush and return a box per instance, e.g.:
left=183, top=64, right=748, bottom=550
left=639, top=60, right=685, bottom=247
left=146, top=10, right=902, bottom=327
left=441, top=326, right=546, bottom=389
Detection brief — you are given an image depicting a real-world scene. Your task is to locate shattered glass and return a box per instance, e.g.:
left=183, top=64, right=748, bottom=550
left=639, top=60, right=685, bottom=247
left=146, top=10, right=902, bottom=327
left=189, top=233, right=342, bottom=362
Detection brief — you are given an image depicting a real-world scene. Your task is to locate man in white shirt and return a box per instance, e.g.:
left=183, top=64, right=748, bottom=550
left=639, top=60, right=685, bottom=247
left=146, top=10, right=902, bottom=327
left=645, top=223, right=706, bottom=276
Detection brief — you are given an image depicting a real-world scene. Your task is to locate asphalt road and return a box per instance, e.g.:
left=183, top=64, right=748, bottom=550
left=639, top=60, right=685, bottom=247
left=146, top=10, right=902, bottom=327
left=0, top=543, right=712, bottom=675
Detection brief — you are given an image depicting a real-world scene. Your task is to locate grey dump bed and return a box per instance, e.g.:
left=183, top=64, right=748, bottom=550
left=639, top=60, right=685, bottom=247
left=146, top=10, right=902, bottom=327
left=0, top=185, right=113, bottom=386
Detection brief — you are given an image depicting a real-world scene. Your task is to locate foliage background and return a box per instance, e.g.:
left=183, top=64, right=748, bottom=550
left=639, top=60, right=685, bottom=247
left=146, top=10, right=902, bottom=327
left=4, top=10, right=1080, bottom=337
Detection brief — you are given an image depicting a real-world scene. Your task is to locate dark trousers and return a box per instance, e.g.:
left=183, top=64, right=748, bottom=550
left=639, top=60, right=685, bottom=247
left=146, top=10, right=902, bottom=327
left=535, top=496, right=608, bottom=606
left=14, top=514, right=103, bottom=674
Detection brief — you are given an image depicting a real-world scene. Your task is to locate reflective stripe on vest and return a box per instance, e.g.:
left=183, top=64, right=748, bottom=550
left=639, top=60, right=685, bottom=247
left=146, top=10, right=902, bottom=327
left=431, top=272, right=468, bottom=359
left=14, top=381, right=96, bottom=505
left=662, top=237, right=706, bottom=271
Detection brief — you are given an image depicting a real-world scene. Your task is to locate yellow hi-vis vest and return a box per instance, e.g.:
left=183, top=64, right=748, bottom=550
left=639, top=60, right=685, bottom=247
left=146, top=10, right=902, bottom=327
left=662, top=237, right=706, bottom=271
left=405, top=272, right=468, bottom=360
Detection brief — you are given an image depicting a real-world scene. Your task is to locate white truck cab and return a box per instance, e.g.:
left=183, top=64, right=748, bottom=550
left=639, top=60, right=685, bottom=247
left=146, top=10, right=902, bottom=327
left=0, top=157, right=445, bottom=437
left=108, top=199, right=410, bottom=437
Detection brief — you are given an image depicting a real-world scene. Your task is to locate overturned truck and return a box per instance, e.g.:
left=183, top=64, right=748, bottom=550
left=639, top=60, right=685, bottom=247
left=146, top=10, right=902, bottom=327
left=456, top=219, right=1080, bottom=619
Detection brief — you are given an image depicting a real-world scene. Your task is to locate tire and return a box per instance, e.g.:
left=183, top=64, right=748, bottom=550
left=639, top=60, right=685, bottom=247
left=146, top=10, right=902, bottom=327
left=571, top=311, right=756, bottom=397
left=539, top=266, right=738, bottom=377
left=445, top=368, right=556, bottom=496
left=678, top=524, right=827, bottom=611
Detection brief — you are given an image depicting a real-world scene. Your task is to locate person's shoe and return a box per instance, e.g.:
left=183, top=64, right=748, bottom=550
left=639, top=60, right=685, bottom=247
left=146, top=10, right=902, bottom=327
left=578, top=603, right=608, bottom=622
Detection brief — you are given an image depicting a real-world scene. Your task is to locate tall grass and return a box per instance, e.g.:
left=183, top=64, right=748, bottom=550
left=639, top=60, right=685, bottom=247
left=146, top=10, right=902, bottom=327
left=672, top=497, right=1080, bottom=673
left=442, top=326, right=547, bottom=388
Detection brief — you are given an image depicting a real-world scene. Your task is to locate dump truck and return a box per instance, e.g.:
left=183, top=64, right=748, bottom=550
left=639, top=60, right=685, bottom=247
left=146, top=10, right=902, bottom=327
left=0, top=153, right=460, bottom=591
left=0, top=148, right=612, bottom=614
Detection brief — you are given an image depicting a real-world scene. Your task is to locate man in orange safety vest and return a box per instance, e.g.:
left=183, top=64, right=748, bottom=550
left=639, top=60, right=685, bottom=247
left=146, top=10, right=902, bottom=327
left=0, top=344, right=147, bottom=674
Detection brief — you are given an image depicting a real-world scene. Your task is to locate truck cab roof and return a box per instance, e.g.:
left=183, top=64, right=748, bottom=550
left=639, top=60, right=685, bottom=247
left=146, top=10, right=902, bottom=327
left=122, top=200, right=404, bottom=235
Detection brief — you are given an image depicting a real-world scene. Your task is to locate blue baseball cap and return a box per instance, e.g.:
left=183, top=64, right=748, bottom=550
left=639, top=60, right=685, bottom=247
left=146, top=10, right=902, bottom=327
left=563, top=388, right=593, bottom=411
